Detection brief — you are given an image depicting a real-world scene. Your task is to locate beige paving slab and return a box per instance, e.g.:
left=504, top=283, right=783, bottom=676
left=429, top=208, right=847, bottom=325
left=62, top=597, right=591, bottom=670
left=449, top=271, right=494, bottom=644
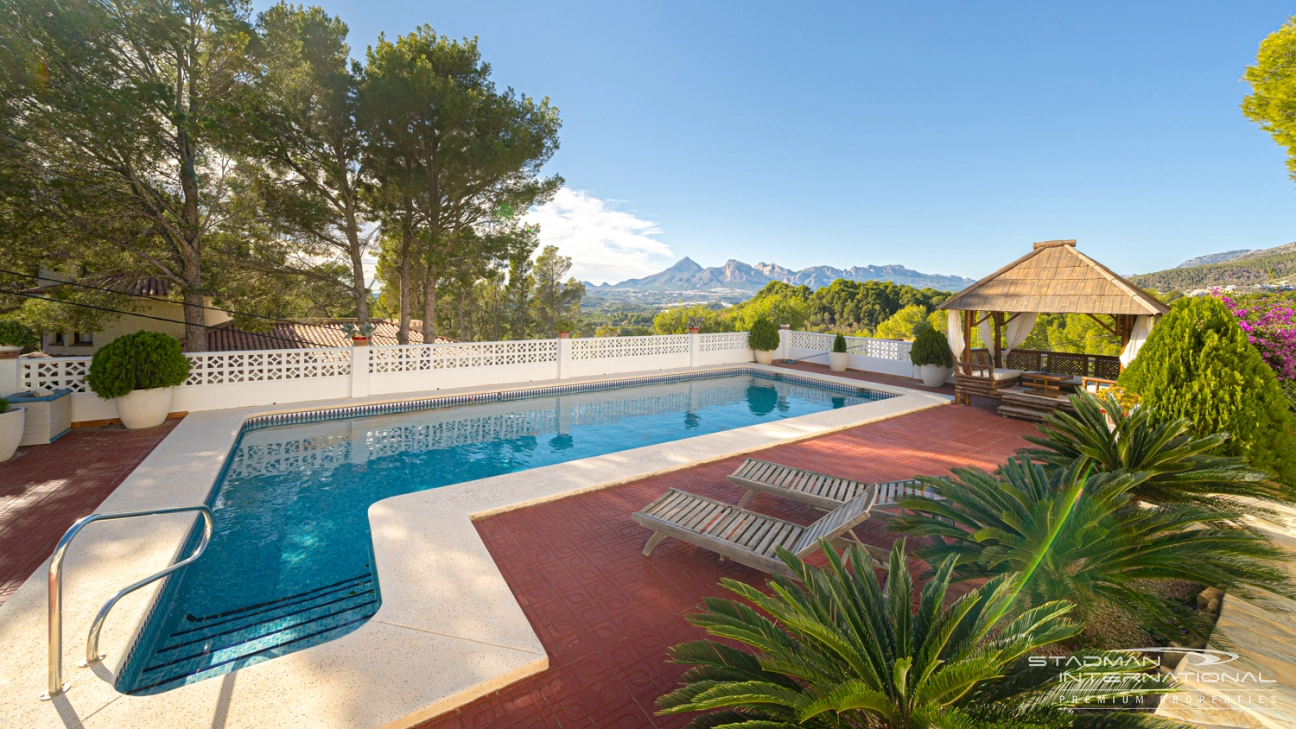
left=1157, top=502, right=1296, bottom=729
left=0, top=365, right=950, bottom=729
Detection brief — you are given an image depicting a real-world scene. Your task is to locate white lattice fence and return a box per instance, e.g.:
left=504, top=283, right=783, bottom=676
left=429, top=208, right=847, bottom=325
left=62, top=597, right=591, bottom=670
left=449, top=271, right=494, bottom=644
left=23, top=357, right=91, bottom=393
left=370, top=340, right=558, bottom=373
left=697, top=332, right=750, bottom=352
left=569, top=335, right=689, bottom=360
left=788, top=330, right=835, bottom=352
left=184, top=348, right=351, bottom=385
left=845, top=336, right=911, bottom=361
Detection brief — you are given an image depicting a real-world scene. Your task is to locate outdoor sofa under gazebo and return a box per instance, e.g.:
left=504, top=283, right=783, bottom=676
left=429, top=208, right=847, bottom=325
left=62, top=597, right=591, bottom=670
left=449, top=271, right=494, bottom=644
left=937, top=239, right=1170, bottom=421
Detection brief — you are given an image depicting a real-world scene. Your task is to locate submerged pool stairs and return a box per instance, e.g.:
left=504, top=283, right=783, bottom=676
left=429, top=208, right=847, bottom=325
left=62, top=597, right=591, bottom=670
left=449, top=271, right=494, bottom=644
left=127, top=572, right=378, bottom=694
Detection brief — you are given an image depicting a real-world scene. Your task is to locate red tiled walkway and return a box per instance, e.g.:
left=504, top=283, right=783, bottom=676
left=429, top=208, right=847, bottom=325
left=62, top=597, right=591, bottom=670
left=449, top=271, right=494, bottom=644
left=0, top=421, right=180, bottom=605
left=419, top=405, right=1036, bottom=728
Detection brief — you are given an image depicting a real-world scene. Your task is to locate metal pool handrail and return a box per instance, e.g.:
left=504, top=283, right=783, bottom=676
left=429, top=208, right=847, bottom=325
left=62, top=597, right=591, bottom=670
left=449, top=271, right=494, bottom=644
left=42, top=505, right=213, bottom=700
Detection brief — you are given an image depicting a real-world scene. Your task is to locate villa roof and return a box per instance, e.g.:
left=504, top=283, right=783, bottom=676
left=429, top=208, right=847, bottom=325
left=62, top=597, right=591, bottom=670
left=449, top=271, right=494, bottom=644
left=203, top=320, right=454, bottom=351
left=19, top=273, right=175, bottom=297
left=937, top=240, right=1169, bottom=316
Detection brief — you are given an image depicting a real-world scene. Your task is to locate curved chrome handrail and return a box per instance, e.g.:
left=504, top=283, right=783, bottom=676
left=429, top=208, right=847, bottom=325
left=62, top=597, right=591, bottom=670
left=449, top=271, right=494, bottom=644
left=42, top=505, right=213, bottom=700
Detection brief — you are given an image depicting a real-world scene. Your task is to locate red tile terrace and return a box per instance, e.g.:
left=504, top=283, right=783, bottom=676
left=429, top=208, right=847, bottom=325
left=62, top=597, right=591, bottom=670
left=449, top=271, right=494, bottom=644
left=0, top=365, right=1035, bottom=728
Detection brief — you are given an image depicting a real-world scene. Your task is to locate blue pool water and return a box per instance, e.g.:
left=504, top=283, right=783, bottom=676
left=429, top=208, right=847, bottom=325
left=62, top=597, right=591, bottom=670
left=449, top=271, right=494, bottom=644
left=117, top=370, right=890, bottom=694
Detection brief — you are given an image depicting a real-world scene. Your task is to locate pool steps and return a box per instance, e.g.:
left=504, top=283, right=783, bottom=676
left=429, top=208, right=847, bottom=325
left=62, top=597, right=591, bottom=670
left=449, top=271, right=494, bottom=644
left=126, top=572, right=377, bottom=694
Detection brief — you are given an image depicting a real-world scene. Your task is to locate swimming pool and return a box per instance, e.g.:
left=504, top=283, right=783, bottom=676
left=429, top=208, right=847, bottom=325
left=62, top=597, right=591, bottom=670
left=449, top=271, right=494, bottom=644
left=116, top=370, right=891, bottom=694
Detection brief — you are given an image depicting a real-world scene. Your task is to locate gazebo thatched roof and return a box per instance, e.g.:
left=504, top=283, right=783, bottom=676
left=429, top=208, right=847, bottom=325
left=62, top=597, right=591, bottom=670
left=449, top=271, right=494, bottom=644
left=937, top=240, right=1169, bottom=316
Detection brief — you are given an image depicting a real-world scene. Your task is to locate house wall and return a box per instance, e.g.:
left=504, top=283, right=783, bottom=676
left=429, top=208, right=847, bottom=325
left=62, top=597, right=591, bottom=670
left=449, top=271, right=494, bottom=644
left=42, top=297, right=231, bottom=355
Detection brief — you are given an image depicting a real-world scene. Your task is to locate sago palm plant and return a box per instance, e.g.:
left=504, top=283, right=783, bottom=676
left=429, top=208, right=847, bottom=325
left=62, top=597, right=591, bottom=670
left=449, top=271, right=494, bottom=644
left=657, top=540, right=1187, bottom=728
left=890, top=459, right=1293, bottom=646
left=1018, top=390, right=1286, bottom=508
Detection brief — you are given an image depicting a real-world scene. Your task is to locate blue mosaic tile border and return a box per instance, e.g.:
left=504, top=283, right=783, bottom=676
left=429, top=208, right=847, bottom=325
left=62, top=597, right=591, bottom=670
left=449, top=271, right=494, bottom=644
left=240, top=367, right=896, bottom=433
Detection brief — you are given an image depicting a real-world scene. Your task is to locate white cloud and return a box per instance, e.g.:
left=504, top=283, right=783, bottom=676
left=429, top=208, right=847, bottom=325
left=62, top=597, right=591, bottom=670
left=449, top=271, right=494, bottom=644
left=524, top=188, right=676, bottom=284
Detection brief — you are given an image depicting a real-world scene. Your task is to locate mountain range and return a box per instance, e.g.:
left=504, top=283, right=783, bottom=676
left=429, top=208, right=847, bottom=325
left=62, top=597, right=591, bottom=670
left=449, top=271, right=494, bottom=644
left=1130, top=242, right=1296, bottom=291
left=588, top=257, right=974, bottom=297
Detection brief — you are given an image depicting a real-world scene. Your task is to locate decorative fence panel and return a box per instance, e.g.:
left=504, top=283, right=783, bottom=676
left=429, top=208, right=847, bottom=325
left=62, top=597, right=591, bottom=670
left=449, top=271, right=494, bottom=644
left=567, top=334, right=691, bottom=378
left=787, top=331, right=915, bottom=379
left=184, top=348, right=351, bottom=386
left=11, top=329, right=925, bottom=423
left=368, top=340, right=560, bottom=395
left=22, top=357, right=91, bottom=393
left=696, top=332, right=754, bottom=366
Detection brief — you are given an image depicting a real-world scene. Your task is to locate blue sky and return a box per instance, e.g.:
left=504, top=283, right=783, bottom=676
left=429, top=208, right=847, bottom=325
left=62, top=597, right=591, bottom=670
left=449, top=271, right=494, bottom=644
left=272, top=1, right=1296, bottom=284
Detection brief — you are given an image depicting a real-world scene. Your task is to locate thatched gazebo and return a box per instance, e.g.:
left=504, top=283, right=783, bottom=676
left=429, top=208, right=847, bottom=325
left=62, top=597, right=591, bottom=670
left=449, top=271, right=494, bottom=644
left=936, top=239, right=1169, bottom=418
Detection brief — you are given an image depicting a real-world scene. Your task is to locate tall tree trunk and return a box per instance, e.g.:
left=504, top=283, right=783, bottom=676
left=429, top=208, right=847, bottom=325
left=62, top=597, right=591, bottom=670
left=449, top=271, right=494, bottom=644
left=177, top=129, right=207, bottom=352
left=422, top=262, right=437, bottom=343
left=344, top=205, right=368, bottom=328
left=397, top=211, right=414, bottom=344
left=457, top=286, right=466, bottom=342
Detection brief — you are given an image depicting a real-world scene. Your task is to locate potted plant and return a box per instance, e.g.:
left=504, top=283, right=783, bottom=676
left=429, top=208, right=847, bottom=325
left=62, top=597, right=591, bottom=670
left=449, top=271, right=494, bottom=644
left=910, top=327, right=954, bottom=386
left=0, top=321, right=38, bottom=356
left=86, top=331, right=191, bottom=429
left=0, top=398, right=22, bottom=462
left=748, top=318, right=780, bottom=365
left=828, top=333, right=849, bottom=372
left=341, top=320, right=377, bottom=346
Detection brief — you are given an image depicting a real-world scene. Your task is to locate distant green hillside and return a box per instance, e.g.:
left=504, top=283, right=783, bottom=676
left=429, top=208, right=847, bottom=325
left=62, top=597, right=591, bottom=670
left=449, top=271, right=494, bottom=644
left=1130, top=243, right=1296, bottom=291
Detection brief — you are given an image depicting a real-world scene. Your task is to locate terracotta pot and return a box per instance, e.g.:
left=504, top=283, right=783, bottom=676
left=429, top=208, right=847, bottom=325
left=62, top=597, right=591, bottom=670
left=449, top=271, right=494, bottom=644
left=753, top=349, right=775, bottom=365
left=115, top=387, right=173, bottom=430
left=351, top=336, right=369, bottom=346
left=828, top=351, right=850, bottom=372
left=0, top=406, right=23, bottom=461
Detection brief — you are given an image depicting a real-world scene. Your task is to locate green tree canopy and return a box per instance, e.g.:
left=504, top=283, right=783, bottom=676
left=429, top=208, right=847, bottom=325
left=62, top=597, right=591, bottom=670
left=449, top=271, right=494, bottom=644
left=0, top=0, right=261, bottom=350
left=652, top=304, right=730, bottom=334
left=1244, top=16, right=1296, bottom=181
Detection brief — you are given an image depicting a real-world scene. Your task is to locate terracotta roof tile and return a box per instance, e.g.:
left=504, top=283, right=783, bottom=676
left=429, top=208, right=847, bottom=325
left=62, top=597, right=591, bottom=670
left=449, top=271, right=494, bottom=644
left=204, top=320, right=454, bottom=351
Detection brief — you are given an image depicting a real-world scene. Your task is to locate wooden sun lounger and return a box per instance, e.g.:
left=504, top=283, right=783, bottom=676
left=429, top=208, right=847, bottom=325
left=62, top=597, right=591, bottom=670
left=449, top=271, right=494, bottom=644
left=726, top=458, right=946, bottom=513
left=632, top=486, right=886, bottom=579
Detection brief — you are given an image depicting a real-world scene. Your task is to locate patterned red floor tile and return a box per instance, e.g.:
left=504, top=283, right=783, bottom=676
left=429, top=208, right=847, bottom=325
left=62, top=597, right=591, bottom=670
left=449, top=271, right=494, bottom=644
left=0, top=420, right=181, bottom=607
left=415, top=404, right=1036, bottom=728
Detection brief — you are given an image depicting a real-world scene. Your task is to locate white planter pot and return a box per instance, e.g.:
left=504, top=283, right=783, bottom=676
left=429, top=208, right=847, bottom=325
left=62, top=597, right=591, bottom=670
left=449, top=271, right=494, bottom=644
left=828, top=351, right=850, bottom=372
left=115, top=387, right=174, bottom=430
left=0, top=406, right=23, bottom=462
left=753, top=349, right=775, bottom=365
left=918, top=364, right=953, bottom=387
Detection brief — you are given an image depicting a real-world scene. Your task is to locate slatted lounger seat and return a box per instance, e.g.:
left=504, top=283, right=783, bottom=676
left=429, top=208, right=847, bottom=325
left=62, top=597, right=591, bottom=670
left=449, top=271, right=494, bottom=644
left=727, top=458, right=945, bottom=513
left=632, top=486, right=884, bottom=579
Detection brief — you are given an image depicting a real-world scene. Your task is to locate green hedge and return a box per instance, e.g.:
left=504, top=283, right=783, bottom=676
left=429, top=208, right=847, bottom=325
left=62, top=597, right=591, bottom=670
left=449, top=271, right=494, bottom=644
left=748, top=318, right=780, bottom=352
left=0, top=397, right=8, bottom=415
left=1119, top=296, right=1296, bottom=485
left=86, top=331, right=191, bottom=400
left=910, top=327, right=954, bottom=367
left=0, top=321, right=38, bottom=350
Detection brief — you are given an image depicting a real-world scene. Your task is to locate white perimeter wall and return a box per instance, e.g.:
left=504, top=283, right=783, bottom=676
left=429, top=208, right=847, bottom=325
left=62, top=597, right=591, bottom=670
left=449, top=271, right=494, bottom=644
left=9, top=330, right=920, bottom=423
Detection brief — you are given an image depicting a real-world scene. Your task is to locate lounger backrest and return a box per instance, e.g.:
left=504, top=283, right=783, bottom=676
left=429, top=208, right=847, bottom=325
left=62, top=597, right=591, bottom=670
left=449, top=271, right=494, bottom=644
left=790, top=485, right=878, bottom=556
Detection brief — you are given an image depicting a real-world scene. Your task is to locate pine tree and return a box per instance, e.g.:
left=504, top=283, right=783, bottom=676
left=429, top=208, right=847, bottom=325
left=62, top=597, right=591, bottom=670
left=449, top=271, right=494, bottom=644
left=1120, top=295, right=1296, bottom=486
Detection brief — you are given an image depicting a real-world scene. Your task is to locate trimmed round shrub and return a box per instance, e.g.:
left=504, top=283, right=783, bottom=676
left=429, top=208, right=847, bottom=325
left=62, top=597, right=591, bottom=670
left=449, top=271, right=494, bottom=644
left=0, top=321, right=38, bottom=350
left=909, top=326, right=954, bottom=367
left=832, top=332, right=847, bottom=353
left=747, top=317, right=780, bottom=352
left=1120, top=295, right=1296, bottom=485
left=86, top=331, right=190, bottom=400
